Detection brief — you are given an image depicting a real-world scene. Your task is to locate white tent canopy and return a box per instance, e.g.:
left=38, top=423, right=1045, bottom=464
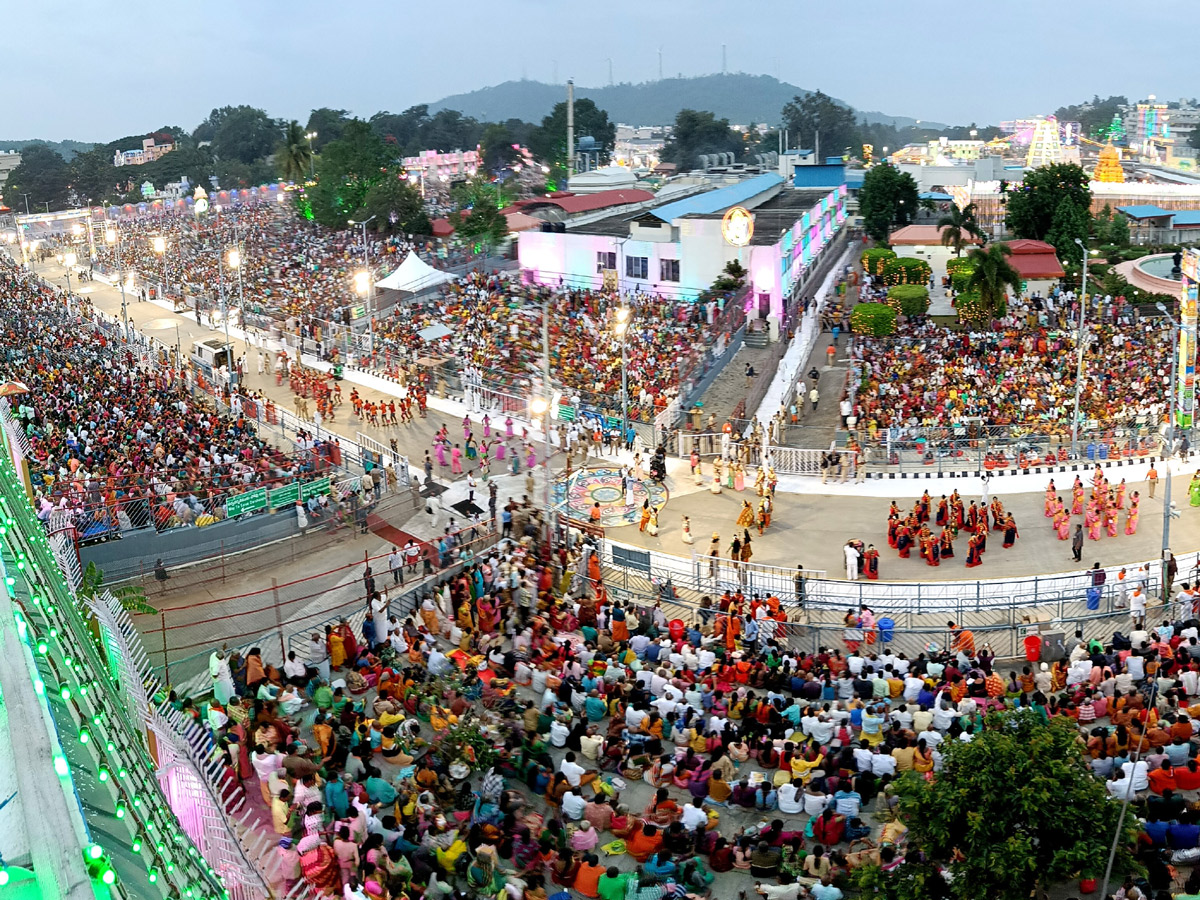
left=375, top=252, right=457, bottom=294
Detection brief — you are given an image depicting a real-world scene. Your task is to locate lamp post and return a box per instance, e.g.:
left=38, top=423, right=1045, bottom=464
left=614, top=306, right=631, bottom=444
left=1156, top=302, right=1193, bottom=603
left=348, top=215, right=377, bottom=358
left=217, top=250, right=236, bottom=389
left=105, top=227, right=129, bottom=340
left=227, top=246, right=246, bottom=336
left=152, top=235, right=167, bottom=304
left=1069, top=237, right=1090, bottom=458
left=306, top=131, right=318, bottom=179
left=61, top=252, right=77, bottom=312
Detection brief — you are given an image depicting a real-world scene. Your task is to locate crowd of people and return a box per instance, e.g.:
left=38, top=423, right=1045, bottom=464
left=178, top=522, right=1200, bottom=900
left=849, top=314, right=1175, bottom=436
left=0, top=258, right=333, bottom=538
left=87, top=203, right=719, bottom=426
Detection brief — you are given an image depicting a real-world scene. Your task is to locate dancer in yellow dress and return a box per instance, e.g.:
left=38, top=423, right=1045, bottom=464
left=736, top=500, right=756, bottom=528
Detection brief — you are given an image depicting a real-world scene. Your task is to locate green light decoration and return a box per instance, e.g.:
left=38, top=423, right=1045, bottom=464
left=98, top=766, right=110, bottom=782
left=114, top=803, right=126, bottom=819
left=78, top=726, right=90, bottom=744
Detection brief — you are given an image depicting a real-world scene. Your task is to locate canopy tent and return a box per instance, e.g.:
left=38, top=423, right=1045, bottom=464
left=417, top=322, right=453, bottom=342
left=376, top=252, right=457, bottom=294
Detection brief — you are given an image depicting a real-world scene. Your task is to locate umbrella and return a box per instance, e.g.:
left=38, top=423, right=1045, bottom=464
left=418, top=323, right=453, bottom=342
left=0, top=381, right=29, bottom=397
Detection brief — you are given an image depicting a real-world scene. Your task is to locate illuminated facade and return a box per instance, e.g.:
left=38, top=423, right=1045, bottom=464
left=1182, top=249, right=1199, bottom=428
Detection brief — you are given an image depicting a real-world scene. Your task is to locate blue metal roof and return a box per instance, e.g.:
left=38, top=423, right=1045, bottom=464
left=650, top=172, right=783, bottom=222
left=920, top=191, right=953, bottom=201
left=1117, top=204, right=1171, bottom=219
left=1172, top=210, right=1200, bottom=227
left=793, top=165, right=844, bottom=189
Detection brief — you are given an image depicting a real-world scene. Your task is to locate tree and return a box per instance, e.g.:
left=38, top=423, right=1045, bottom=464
left=965, top=243, right=1022, bottom=323
left=528, top=98, right=616, bottom=169
left=1005, top=163, right=1091, bottom=262
left=3, top=144, right=71, bottom=212
left=480, top=123, right=522, bottom=171
left=369, top=105, right=431, bottom=153
left=357, top=173, right=432, bottom=236
left=212, top=106, right=284, bottom=166
left=659, top=109, right=743, bottom=172
left=1054, top=95, right=1128, bottom=140
left=781, top=90, right=859, bottom=160
left=70, top=148, right=122, bottom=205
left=304, top=108, right=351, bottom=151
left=858, top=163, right=920, bottom=241
left=306, top=119, right=391, bottom=229
left=891, top=711, right=1137, bottom=900
left=937, top=202, right=985, bottom=255
left=455, top=203, right=508, bottom=248
left=275, top=120, right=314, bottom=183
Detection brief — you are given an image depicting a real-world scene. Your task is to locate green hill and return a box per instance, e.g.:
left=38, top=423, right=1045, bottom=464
left=426, top=74, right=941, bottom=129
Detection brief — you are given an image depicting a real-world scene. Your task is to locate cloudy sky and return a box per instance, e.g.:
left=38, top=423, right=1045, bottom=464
left=12, top=0, right=1196, bottom=140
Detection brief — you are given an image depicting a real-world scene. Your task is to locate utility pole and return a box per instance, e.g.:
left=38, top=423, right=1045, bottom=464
left=722, top=44, right=727, bottom=75
left=658, top=47, right=663, bottom=81
left=566, top=80, right=575, bottom=178
left=607, top=58, right=613, bottom=87
left=1070, top=238, right=1090, bottom=457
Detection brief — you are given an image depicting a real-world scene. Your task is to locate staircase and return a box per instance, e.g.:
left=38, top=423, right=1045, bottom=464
left=743, top=321, right=769, bottom=349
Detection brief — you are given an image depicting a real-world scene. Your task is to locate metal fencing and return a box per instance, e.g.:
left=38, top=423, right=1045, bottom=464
left=142, top=524, right=500, bottom=694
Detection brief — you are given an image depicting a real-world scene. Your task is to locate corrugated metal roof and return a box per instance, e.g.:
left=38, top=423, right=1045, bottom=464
left=649, top=173, right=783, bottom=222
left=1116, top=204, right=1171, bottom=219
left=1172, top=210, right=1200, bottom=227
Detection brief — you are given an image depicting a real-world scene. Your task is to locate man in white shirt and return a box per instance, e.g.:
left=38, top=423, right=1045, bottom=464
left=1122, top=759, right=1149, bottom=792
left=282, top=651, right=307, bottom=684
left=852, top=742, right=874, bottom=772
left=809, top=716, right=834, bottom=746
left=681, top=798, right=709, bottom=832
left=870, top=749, right=898, bottom=777
left=561, top=790, right=585, bottom=820
left=777, top=782, right=803, bottom=815
left=305, top=634, right=330, bottom=683
left=388, top=547, right=404, bottom=585
left=549, top=718, right=570, bottom=748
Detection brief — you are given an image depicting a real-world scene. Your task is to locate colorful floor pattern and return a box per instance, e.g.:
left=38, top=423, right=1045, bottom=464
left=553, top=466, right=669, bottom=528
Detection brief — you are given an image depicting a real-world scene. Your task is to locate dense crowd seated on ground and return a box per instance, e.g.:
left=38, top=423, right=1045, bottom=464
left=182, top=534, right=1200, bottom=899
left=850, top=290, right=1174, bottom=436
left=0, top=259, right=323, bottom=534
left=372, top=272, right=714, bottom=423
left=90, top=205, right=714, bottom=422
left=89, top=201, right=486, bottom=325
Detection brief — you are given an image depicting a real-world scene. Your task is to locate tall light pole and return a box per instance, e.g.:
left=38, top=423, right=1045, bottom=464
left=151, top=235, right=167, bottom=303
left=306, top=131, right=318, bottom=179
left=105, top=227, right=128, bottom=339
left=348, top=216, right=376, bottom=358
left=614, top=306, right=631, bottom=443
left=537, top=296, right=555, bottom=559
left=228, top=246, right=245, bottom=336
left=59, top=252, right=77, bottom=312
left=1156, top=303, right=1192, bottom=602
left=1069, top=237, right=1090, bottom=458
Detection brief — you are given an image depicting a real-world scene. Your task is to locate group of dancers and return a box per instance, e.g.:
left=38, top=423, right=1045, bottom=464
left=886, top=489, right=1019, bottom=571
left=1044, top=470, right=1139, bottom=541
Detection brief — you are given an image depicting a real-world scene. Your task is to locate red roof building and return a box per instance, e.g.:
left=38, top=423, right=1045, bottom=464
left=1000, top=239, right=1064, bottom=280
left=502, top=189, right=654, bottom=218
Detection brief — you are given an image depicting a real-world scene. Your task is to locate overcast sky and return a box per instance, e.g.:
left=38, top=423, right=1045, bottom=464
left=12, top=0, right=1197, bottom=140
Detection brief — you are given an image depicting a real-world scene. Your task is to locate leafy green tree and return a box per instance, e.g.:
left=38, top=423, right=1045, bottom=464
left=1054, top=95, right=1129, bottom=140
left=528, top=98, right=616, bottom=168
left=213, top=106, right=283, bottom=166
left=304, top=108, right=350, bottom=151
left=1005, top=162, right=1091, bottom=261
left=781, top=90, right=860, bottom=160
left=481, top=123, right=522, bottom=171
left=858, top=163, right=919, bottom=241
left=452, top=174, right=515, bottom=211
left=937, top=201, right=984, bottom=255
left=1093, top=203, right=1130, bottom=248
left=964, top=243, right=1022, bottom=324
left=3, top=144, right=71, bottom=212
left=887, top=284, right=930, bottom=317
left=357, top=173, right=432, bottom=236
left=659, top=109, right=744, bottom=172
left=852, top=857, right=949, bottom=900
left=306, top=119, right=391, bottom=229
left=369, top=105, right=431, bottom=153
left=70, top=148, right=122, bottom=205
left=891, top=710, right=1137, bottom=900
left=455, top=203, right=508, bottom=248
left=275, top=120, right=314, bottom=183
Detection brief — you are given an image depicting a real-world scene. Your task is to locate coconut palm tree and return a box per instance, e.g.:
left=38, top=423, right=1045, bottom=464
left=274, top=120, right=313, bottom=184
left=965, top=243, right=1022, bottom=322
left=937, top=201, right=985, bottom=256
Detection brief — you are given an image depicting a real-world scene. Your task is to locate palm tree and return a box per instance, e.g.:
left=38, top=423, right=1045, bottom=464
left=274, top=120, right=313, bottom=183
left=965, top=243, right=1022, bottom=321
left=937, top=202, right=985, bottom=256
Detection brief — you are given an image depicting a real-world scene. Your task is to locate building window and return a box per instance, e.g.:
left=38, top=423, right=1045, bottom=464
left=625, top=256, right=648, bottom=280
left=659, top=258, right=680, bottom=282
left=596, top=251, right=616, bottom=272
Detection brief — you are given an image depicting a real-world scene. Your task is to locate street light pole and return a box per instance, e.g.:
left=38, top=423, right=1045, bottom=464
left=306, top=131, right=318, bottom=179
left=1157, top=303, right=1191, bottom=603
left=348, top=216, right=376, bottom=361
left=106, top=227, right=128, bottom=340
left=615, top=306, right=631, bottom=443
left=1070, top=237, right=1089, bottom=458
left=541, top=296, right=554, bottom=559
